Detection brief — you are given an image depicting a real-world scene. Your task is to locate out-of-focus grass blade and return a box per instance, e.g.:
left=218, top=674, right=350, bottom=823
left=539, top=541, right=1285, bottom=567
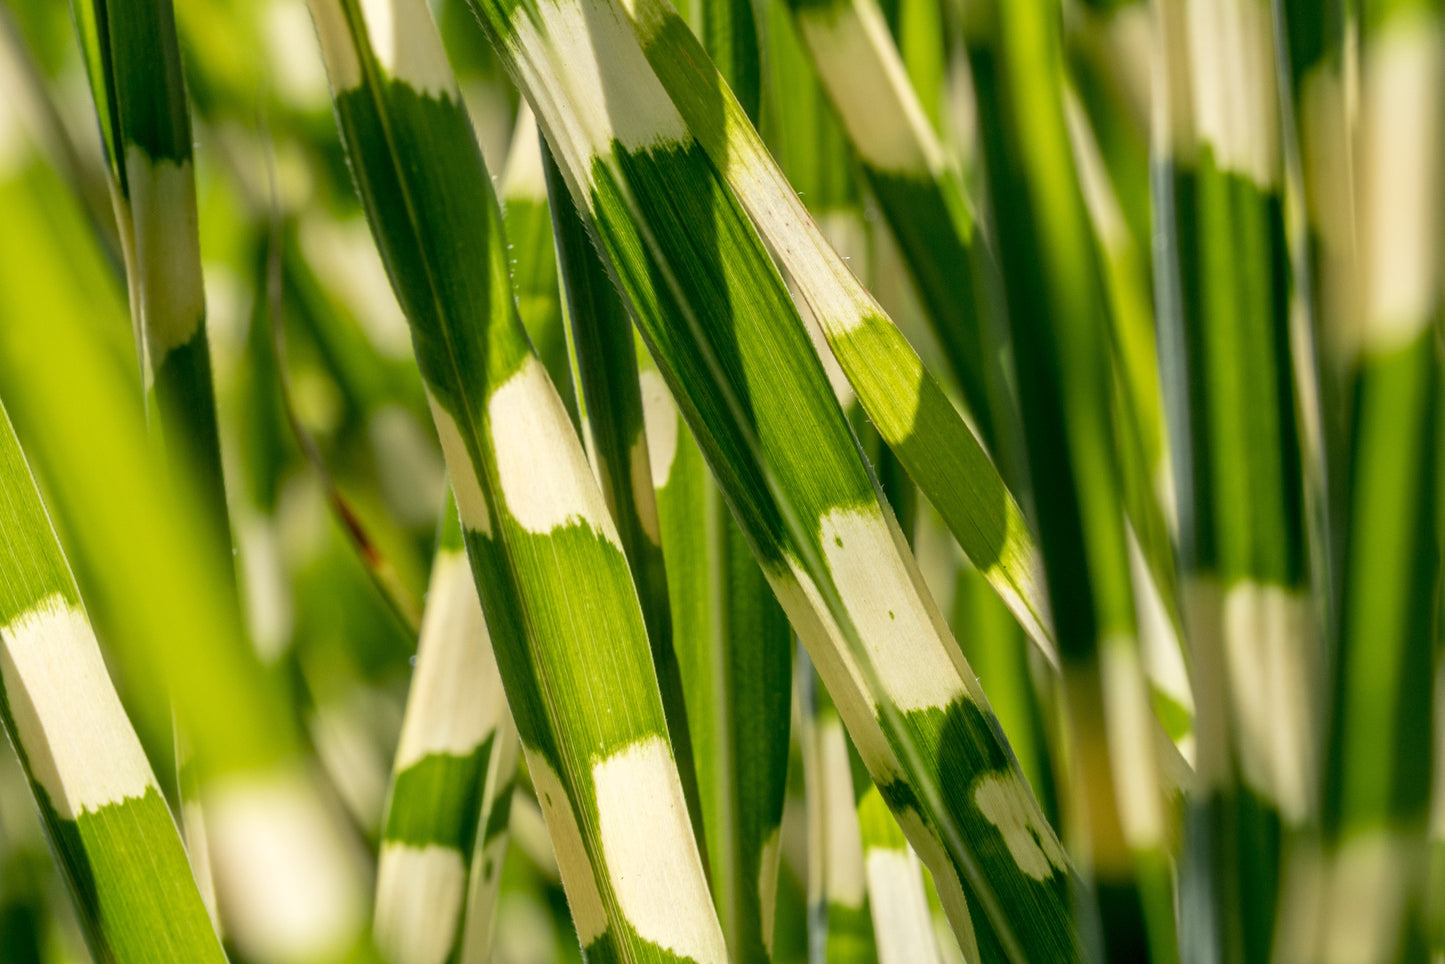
left=797, top=669, right=878, bottom=964
left=67, top=0, right=235, bottom=594
left=374, top=493, right=518, bottom=964
left=1317, top=2, right=1442, bottom=958
left=961, top=0, right=1174, bottom=958
left=0, top=401, right=226, bottom=964
left=0, top=140, right=370, bottom=964
left=1153, top=0, right=1320, bottom=956
left=1063, top=91, right=1195, bottom=751
left=857, top=785, right=944, bottom=964
left=305, top=1, right=726, bottom=958
left=1280, top=0, right=1355, bottom=591
left=463, top=0, right=1080, bottom=955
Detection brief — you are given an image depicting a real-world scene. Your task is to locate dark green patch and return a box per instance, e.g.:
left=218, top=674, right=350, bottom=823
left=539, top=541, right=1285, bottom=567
left=385, top=740, right=493, bottom=851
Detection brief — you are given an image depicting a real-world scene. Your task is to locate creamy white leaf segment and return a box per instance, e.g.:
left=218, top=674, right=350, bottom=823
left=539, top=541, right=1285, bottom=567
left=593, top=736, right=726, bottom=963
left=794, top=0, right=944, bottom=174
left=525, top=751, right=607, bottom=944
left=426, top=393, right=494, bottom=536
left=865, top=847, right=941, bottom=964
left=509, top=0, right=687, bottom=160
left=374, top=843, right=467, bottom=964
left=819, top=507, right=966, bottom=712
left=206, top=770, right=363, bottom=963
left=489, top=357, right=623, bottom=542
left=973, top=770, right=1069, bottom=881
left=394, top=551, right=504, bottom=768
left=357, top=0, right=457, bottom=98
left=0, top=595, right=157, bottom=818
left=639, top=370, right=679, bottom=488
left=1359, top=18, right=1441, bottom=353
left=1185, top=0, right=1280, bottom=185
left=1221, top=582, right=1315, bottom=824
left=820, top=720, right=866, bottom=908
left=127, top=150, right=205, bottom=358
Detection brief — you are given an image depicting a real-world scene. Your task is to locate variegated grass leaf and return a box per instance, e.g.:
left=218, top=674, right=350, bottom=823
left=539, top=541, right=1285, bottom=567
left=542, top=142, right=704, bottom=843
left=0, top=401, right=226, bottom=963
left=0, top=141, right=371, bottom=964
left=375, top=492, right=518, bottom=964
left=305, top=0, right=726, bottom=958
left=1317, top=3, right=1442, bottom=958
left=460, top=0, right=1080, bottom=955
left=962, top=0, right=1175, bottom=957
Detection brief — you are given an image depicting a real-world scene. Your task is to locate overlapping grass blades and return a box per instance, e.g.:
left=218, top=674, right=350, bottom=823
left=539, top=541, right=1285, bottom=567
left=614, top=0, right=1058, bottom=662
left=461, top=0, right=1079, bottom=955
left=304, top=0, right=724, bottom=959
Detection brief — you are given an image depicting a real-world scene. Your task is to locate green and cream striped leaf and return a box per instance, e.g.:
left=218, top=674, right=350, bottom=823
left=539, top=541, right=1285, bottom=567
left=0, top=145, right=370, bottom=964
left=1318, top=4, right=1442, bottom=958
left=1160, top=7, right=1318, bottom=958
left=375, top=493, right=518, bottom=964
left=543, top=146, right=703, bottom=841
left=644, top=357, right=792, bottom=961
left=797, top=672, right=877, bottom=964
left=962, top=0, right=1175, bottom=957
left=773, top=0, right=1009, bottom=448
left=68, top=0, right=234, bottom=580
left=461, top=0, right=1079, bottom=955
left=856, top=786, right=946, bottom=964
left=1175, top=0, right=1317, bottom=825
left=0, top=402, right=226, bottom=964
left=601, top=0, right=1057, bottom=661
left=305, top=1, right=725, bottom=958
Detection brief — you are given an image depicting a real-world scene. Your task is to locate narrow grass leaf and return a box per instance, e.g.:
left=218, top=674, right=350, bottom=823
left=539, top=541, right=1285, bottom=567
left=375, top=493, right=518, bottom=964
left=305, top=0, right=725, bottom=958
left=0, top=402, right=226, bottom=964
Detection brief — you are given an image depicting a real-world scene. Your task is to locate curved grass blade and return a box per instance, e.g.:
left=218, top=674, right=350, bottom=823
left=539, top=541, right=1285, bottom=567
left=460, top=0, right=1080, bottom=955
left=304, top=1, right=726, bottom=957
left=0, top=402, right=226, bottom=964
left=774, top=0, right=1014, bottom=453
left=375, top=491, right=517, bottom=964
left=603, top=0, right=1058, bottom=662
